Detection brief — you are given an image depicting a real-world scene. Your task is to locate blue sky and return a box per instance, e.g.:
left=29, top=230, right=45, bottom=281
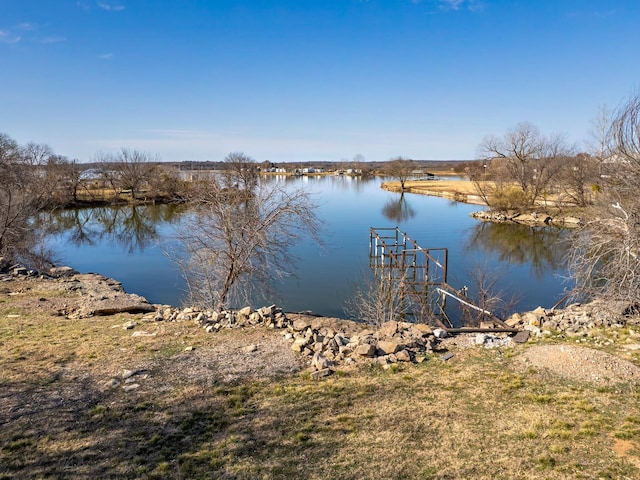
left=1, top=1, right=639, bottom=163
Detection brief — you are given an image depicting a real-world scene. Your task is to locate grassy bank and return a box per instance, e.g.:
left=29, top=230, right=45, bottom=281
left=1, top=281, right=640, bottom=479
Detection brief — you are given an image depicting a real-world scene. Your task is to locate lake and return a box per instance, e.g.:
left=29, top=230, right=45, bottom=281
left=45, top=175, right=571, bottom=318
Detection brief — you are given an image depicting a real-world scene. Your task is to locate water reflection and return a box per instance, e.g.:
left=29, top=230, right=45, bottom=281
left=39, top=204, right=186, bottom=253
left=381, top=193, right=416, bottom=223
left=465, top=222, right=568, bottom=280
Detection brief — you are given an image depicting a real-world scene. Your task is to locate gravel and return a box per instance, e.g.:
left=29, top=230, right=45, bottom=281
left=520, top=344, right=640, bottom=386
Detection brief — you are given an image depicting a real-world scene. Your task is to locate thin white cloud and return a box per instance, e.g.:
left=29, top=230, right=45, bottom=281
left=41, top=36, right=67, bottom=44
left=15, top=23, right=37, bottom=32
left=413, top=0, right=484, bottom=13
left=0, top=30, right=21, bottom=44
left=98, top=53, right=114, bottom=60
left=97, top=2, right=125, bottom=11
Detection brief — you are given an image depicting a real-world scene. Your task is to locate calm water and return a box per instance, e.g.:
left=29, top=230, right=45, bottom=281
left=45, top=176, right=571, bottom=318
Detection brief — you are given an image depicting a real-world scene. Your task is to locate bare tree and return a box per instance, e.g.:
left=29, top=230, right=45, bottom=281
left=147, top=164, right=186, bottom=201
left=588, top=105, right=613, bottom=167
left=555, top=153, right=599, bottom=207
left=567, top=93, right=640, bottom=305
left=477, top=122, right=571, bottom=209
left=222, top=152, right=259, bottom=193
left=97, top=149, right=158, bottom=200
left=0, top=133, right=54, bottom=266
left=344, top=271, right=405, bottom=325
left=456, top=264, right=520, bottom=327
left=381, top=156, right=415, bottom=191
left=171, top=167, right=321, bottom=310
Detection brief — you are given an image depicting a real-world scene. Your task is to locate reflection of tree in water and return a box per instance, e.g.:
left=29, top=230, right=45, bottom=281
left=41, top=204, right=185, bottom=253
left=465, top=221, right=568, bottom=280
left=382, top=193, right=416, bottom=223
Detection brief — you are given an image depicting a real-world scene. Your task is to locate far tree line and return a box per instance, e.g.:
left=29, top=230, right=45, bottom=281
left=2, top=91, right=640, bottom=315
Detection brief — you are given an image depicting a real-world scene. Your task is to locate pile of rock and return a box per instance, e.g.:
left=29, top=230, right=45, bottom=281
left=470, top=210, right=582, bottom=227
left=145, top=305, right=445, bottom=376
left=284, top=317, right=441, bottom=377
left=147, top=304, right=291, bottom=330
left=506, top=301, right=633, bottom=336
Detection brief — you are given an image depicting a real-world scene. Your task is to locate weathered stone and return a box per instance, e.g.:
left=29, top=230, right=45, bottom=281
left=244, top=344, right=258, bottom=353
left=376, top=356, right=389, bottom=365
left=312, top=352, right=331, bottom=370
left=410, top=323, right=433, bottom=336
left=512, top=330, right=531, bottom=344
left=377, top=340, right=400, bottom=355
left=310, top=368, right=333, bottom=379
left=338, top=345, right=353, bottom=356
left=355, top=344, right=376, bottom=357
left=238, top=306, right=252, bottom=317
left=122, top=369, right=138, bottom=379
left=291, top=338, right=308, bottom=352
left=131, top=330, right=156, bottom=337
left=433, top=328, right=448, bottom=338
left=292, top=319, right=310, bottom=331
left=396, top=349, right=412, bottom=362
left=379, top=321, right=399, bottom=337
left=49, top=266, right=77, bottom=276
left=123, top=320, right=136, bottom=330
left=334, top=334, right=348, bottom=346
left=505, top=312, right=522, bottom=327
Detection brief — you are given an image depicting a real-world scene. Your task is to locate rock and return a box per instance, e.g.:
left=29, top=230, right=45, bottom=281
left=123, top=384, right=140, bottom=392
left=310, top=368, right=333, bottom=379
left=377, top=340, right=400, bottom=355
left=433, top=328, right=448, bottom=338
left=291, top=338, right=308, bottom=352
left=396, top=350, right=412, bottom=362
left=379, top=321, right=399, bottom=337
left=122, top=369, right=138, bottom=379
left=103, top=378, right=120, bottom=388
left=512, top=330, right=531, bottom=344
left=244, top=344, right=258, bottom=353
left=292, top=319, right=310, bottom=332
left=410, top=323, right=433, bottom=336
left=505, top=312, right=522, bottom=327
left=49, top=266, right=77, bottom=276
left=131, top=330, right=157, bottom=337
left=312, top=352, right=331, bottom=370
left=355, top=344, right=376, bottom=357
left=123, top=320, right=136, bottom=330
left=69, top=273, right=155, bottom=317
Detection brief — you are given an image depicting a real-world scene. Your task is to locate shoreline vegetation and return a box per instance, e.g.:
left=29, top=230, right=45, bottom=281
left=380, top=172, right=585, bottom=227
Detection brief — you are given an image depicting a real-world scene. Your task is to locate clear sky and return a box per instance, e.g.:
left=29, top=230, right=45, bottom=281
left=1, top=1, right=639, bottom=163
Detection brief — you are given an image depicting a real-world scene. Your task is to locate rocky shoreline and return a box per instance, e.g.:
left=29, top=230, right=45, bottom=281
left=4, top=263, right=639, bottom=379
left=469, top=210, right=583, bottom=227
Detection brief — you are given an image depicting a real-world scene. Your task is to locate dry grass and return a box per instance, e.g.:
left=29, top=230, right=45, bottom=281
left=2, top=286, right=640, bottom=479
left=381, top=179, right=486, bottom=205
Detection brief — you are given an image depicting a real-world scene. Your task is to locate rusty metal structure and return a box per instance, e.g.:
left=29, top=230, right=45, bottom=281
left=369, top=227, right=518, bottom=333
